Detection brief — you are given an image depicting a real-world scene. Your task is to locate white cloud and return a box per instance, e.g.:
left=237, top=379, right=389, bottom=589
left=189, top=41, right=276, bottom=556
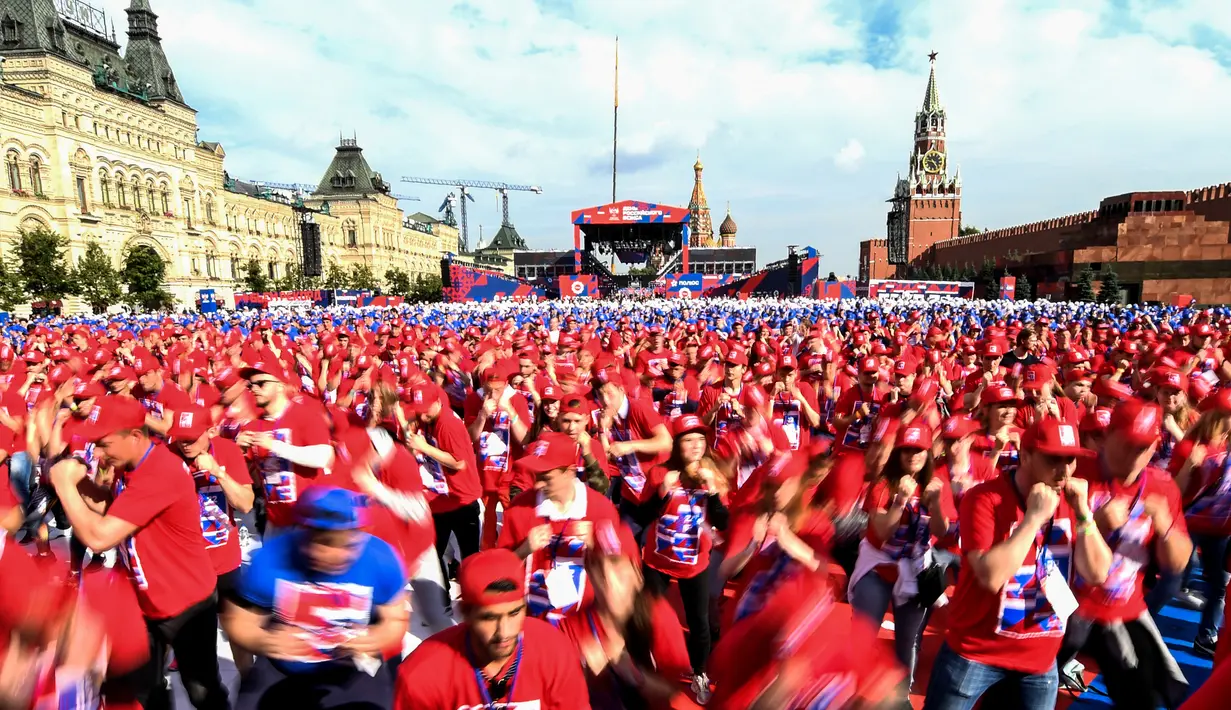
left=91, top=0, right=1231, bottom=273
left=834, top=139, right=866, bottom=172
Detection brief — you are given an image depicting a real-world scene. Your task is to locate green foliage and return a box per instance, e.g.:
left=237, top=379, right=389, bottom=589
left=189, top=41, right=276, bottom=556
left=0, top=248, right=25, bottom=312
left=74, top=242, right=123, bottom=314
left=384, top=268, right=413, bottom=297
left=121, top=245, right=174, bottom=311
left=322, top=263, right=348, bottom=289
left=1073, top=264, right=1098, bottom=302
left=978, top=258, right=998, bottom=298
left=347, top=264, right=378, bottom=291
left=959, top=224, right=983, bottom=236
left=1015, top=273, right=1033, bottom=301
left=272, top=263, right=317, bottom=292
left=243, top=259, right=269, bottom=293
left=1098, top=266, right=1122, bottom=304
left=409, top=273, right=443, bottom=303
left=16, top=226, right=75, bottom=302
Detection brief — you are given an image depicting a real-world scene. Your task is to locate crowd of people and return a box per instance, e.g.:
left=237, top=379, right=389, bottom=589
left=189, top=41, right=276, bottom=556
left=1, top=294, right=1231, bottom=710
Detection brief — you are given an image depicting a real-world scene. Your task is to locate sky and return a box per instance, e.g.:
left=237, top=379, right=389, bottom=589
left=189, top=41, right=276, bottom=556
left=93, top=0, right=1231, bottom=274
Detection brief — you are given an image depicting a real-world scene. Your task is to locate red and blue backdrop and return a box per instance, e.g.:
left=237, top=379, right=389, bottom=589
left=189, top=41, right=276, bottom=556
left=443, top=261, right=544, bottom=303
left=558, top=274, right=602, bottom=298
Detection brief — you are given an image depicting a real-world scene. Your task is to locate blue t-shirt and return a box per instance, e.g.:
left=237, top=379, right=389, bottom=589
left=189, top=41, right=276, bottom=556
left=240, top=531, right=407, bottom=675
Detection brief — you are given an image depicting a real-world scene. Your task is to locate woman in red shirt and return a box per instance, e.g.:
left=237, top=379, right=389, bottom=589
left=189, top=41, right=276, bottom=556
left=848, top=421, right=956, bottom=696
left=559, top=520, right=690, bottom=710
left=638, top=414, right=730, bottom=705
left=935, top=415, right=995, bottom=505
left=976, top=385, right=1024, bottom=474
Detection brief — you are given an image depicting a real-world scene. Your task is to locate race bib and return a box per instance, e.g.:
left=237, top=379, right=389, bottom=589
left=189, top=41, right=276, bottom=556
left=260, top=428, right=297, bottom=504
left=273, top=581, right=374, bottom=663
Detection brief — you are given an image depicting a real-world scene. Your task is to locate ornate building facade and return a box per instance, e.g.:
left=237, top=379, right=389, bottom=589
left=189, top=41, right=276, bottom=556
left=687, top=157, right=740, bottom=249
left=0, top=0, right=457, bottom=308
left=861, top=54, right=961, bottom=280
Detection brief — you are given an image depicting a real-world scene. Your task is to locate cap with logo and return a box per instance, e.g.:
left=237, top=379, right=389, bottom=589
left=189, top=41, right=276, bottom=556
left=1021, top=419, right=1093, bottom=457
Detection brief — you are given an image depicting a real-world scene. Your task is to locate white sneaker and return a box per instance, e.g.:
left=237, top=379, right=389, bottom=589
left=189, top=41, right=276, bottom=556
left=692, top=673, right=712, bottom=705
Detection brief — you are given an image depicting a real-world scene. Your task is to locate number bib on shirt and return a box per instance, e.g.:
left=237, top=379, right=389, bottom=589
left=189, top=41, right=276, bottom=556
left=609, top=426, right=645, bottom=494
left=775, top=397, right=802, bottom=450
left=1080, top=492, right=1152, bottom=605
left=1186, top=453, right=1231, bottom=534
left=417, top=432, right=450, bottom=496
left=480, top=413, right=512, bottom=476
left=653, top=490, right=706, bottom=567
left=273, top=580, right=374, bottom=662
left=842, top=402, right=880, bottom=448
left=112, top=476, right=150, bottom=590
left=527, top=527, right=588, bottom=620
left=260, top=428, right=298, bottom=504
left=997, top=518, right=1073, bottom=639
left=193, top=471, right=232, bottom=549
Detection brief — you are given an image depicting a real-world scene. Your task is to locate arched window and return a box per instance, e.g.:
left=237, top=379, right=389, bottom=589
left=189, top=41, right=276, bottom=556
left=267, top=261, right=276, bottom=279
left=160, top=184, right=170, bottom=215
left=345, top=220, right=357, bottom=248
left=6, top=151, right=21, bottom=191
left=206, top=251, right=216, bottom=279
left=131, top=177, right=142, bottom=210
left=229, top=246, right=240, bottom=279
left=28, top=157, right=42, bottom=195
left=99, top=170, right=111, bottom=206
left=204, top=195, right=214, bottom=224
left=146, top=180, right=156, bottom=212
left=117, top=175, right=128, bottom=207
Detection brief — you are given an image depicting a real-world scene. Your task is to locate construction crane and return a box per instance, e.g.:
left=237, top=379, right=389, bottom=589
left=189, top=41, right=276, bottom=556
left=401, top=176, right=542, bottom=252
left=250, top=180, right=420, bottom=203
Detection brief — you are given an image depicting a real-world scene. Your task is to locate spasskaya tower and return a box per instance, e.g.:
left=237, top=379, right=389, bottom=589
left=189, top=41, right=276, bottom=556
left=886, top=52, right=962, bottom=270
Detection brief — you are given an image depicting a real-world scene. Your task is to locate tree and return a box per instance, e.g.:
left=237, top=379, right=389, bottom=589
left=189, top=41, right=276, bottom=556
left=121, top=245, right=174, bottom=311
left=0, top=249, right=25, bottom=312
left=348, top=264, right=378, bottom=291
left=322, top=263, right=348, bottom=290
left=1073, top=264, right=1098, bottom=302
left=384, top=268, right=413, bottom=297
left=959, top=224, right=983, bottom=236
left=978, top=258, right=998, bottom=298
left=242, top=259, right=269, bottom=293
left=1015, top=272, right=1033, bottom=301
left=410, top=273, right=443, bottom=303
left=273, top=263, right=317, bottom=292
left=1098, top=266, right=1122, bottom=304
left=16, top=225, right=75, bottom=303
left=74, top=242, right=123, bottom=314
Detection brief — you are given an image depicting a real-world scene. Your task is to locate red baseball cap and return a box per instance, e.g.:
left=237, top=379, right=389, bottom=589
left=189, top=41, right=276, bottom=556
left=725, top=350, right=749, bottom=367
left=539, top=384, right=561, bottom=402
left=71, top=379, right=106, bottom=400
left=667, top=352, right=687, bottom=367
left=1022, top=419, right=1092, bottom=458
left=212, top=366, right=241, bottom=390
left=778, top=354, right=797, bottom=371
left=240, top=359, right=286, bottom=383
left=515, top=432, right=579, bottom=474
left=859, top=356, right=879, bottom=374
left=1080, top=407, right=1113, bottom=433
left=941, top=415, right=981, bottom=441
left=1200, top=388, right=1231, bottom=414
left=982, top=385, right=1021, bottom=406
left=1022, top=364, right=1052, bottom=391
left=167, top=405, right=213, bottom=443
left=590, top=519, right=642, bottom=568
left=458, top=549, right=526, bottom=607
left=102, top=365, right=136, bottom=383
left=403, top=381, right=443, bottom=414
left=752, top=361, right=774, bottom=378
left=1149, top=367, right=1186, bottom=393
left=672, top=414, right=708, bottom=439
left=741, top=384, right=768, bottom=410
left=894, top=422, right=933, bottom=450
left=1108, top=399, right=1162, bottom=448
left=983, top=342, right=1004, bottom=358
left=1092, top=377, right=1134, bottom=402
left=79, top=396, right=148, bottom=441
left=132, top=357, right=160, bottom=376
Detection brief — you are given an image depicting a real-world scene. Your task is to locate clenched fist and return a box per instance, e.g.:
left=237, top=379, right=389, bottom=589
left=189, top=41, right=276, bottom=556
left=1025, top=482, right=1060, bottom=523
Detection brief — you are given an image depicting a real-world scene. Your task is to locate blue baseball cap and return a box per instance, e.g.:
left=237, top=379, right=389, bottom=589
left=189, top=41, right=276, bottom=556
left=294, top=486, right=368, bottom=531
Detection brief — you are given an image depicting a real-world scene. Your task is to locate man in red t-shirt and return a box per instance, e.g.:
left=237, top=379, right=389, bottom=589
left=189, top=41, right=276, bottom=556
left=237, top=359, right=334, bottom=537
left=395, top=548, right=590, bottom=709
left=593, top=364, right=671, bottom=524
left=47, top=396, right=229, bottom=710
left=1060, top=398, right=1192, bottom=707
left=465, top=365, right=531, bottom=549
left=923, top=418, right=1113, bottom=710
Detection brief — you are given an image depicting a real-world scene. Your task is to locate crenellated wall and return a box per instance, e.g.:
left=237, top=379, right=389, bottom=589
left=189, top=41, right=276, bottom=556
left=1187, top=181, right=1231, bottom=224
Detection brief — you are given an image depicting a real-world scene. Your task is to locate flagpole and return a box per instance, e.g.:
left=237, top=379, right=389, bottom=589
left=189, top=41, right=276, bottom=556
left=612, top=36, right=618, bottom=205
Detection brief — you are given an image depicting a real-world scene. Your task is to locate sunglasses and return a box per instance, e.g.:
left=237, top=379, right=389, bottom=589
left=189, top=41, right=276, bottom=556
left=248, top=379, right=279, bottom=391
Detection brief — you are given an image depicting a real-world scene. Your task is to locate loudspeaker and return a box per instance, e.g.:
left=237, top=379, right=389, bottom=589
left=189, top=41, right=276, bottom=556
left=787, top=250, right=801, bottom=297
left=300, top=222, right=322, bottom=277
left=440, top=257, right=452, bottom=288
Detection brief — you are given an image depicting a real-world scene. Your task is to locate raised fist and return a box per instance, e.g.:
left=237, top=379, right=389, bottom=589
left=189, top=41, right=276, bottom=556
left=1026, top=482, right=1060, bottom=522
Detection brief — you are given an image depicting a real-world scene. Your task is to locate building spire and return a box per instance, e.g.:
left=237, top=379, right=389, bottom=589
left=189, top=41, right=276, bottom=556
left=124, top=0, right=185, bottom=103
left=688, top=155, right=713, bottom=248
left=922, top=51, right=940, bottom=113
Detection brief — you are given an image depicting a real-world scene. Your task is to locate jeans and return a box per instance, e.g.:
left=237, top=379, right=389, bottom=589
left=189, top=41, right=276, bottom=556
left=125, top=593, right=230, bottom=710
left=1193, top=533, right=1230, bottom=642
left=850, top=572, right=931, bottom=688
left=922, top=643, right=1058, bottom=710
left=236, top=656, right=394, bottom=710
left=9, top=451, right=33, bottom=508
left=644, top=565, right=711, bottom=675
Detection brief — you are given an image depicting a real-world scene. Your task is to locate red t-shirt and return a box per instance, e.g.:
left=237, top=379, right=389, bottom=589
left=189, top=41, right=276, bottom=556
left=641, top=468, right=722, bottom=579
left=178, top=437, right=251, bottom=576
left=421, top=409, right=481, bottom=513
left=394, top=618, right=590, bottom=710
left=936, top=455, right=998, bottom=506
left=497, top=483, right=619, bottom=621
left=772, top=382, right=818, bottom=452
left=605, top=397, right=667, bottom=505
left=107, top=444, right=217, bottom=619
left=464, top=391, right=532, bottom=494
left=557, top=600, right=690, bottom=710
left=136, top=382, right=193, bottom=423
left=332, top=427, right=435, bottom=575
left=945, top=472, right=1079, bottom=674
left=863, top=474, right=957, bottom=569
left=725, top=509, right=833, bottom=622
left=1072, top=461, right=1186, bottom=623
left=834, top=384, right=886, bottom=450
left=697, top=382, right=745, bottom=436
left=246, top=398, right=332, bottom=528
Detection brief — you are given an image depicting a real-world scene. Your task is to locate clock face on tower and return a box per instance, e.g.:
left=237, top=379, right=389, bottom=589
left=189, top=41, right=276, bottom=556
left=922, top=150, right=944, bottom=174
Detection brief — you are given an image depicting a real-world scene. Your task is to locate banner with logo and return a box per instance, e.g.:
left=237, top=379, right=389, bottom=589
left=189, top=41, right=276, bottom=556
left=558, top=274, right=602, bottom=298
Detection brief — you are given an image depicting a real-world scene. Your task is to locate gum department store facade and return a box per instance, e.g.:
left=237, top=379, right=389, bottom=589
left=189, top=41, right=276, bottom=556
left=0, top=0, right=457, bottom=308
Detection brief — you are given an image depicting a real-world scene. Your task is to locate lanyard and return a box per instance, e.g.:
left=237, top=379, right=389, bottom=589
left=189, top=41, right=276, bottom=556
left=1008, top=473, right=1056, bottom=579
left=134, top=443, right=155, bottom=471
left=469, top=637, right=523, bottom=707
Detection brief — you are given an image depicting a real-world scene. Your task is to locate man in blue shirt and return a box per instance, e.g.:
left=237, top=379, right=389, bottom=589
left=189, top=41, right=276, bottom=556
left=223, top=486, right=409, bottom=710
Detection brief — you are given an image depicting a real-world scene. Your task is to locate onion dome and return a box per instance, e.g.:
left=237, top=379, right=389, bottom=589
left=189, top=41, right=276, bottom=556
left=719, top=207, right=737, bottom=235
